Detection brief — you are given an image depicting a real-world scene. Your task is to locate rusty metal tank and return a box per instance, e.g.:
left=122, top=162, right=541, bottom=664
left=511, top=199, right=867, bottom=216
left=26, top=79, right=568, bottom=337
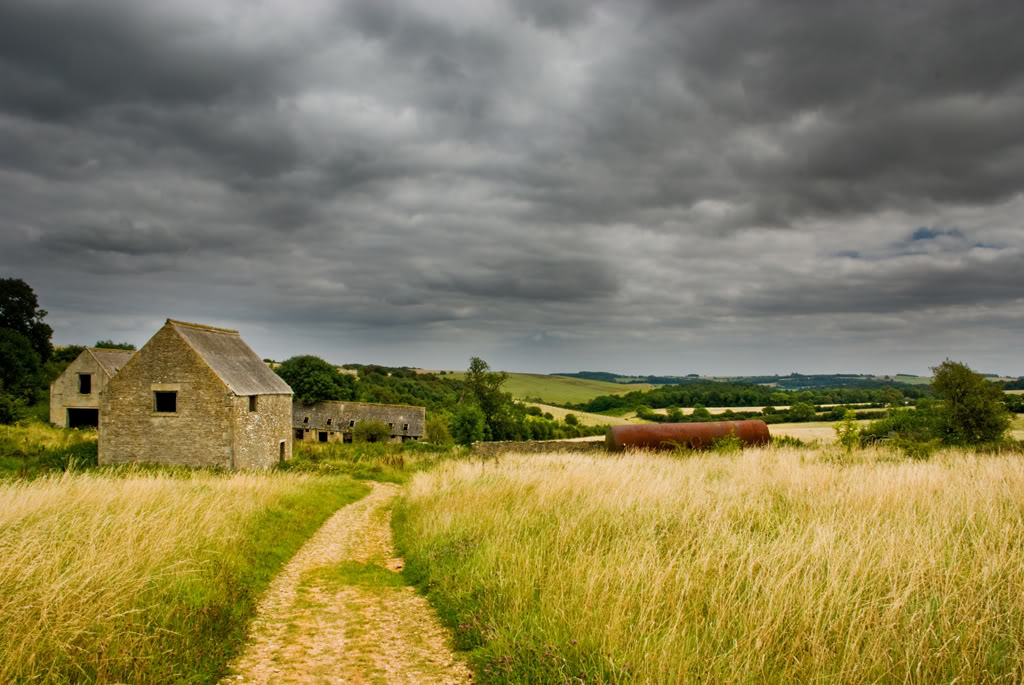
left=605, top=420, right=771, bottom=451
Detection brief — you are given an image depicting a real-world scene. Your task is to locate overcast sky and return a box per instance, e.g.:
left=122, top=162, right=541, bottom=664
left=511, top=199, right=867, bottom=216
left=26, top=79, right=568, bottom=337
left=2, top=0, right=1023, bottom=376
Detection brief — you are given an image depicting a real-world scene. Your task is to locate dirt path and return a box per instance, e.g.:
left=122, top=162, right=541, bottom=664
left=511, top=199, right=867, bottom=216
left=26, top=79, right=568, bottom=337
left=225, top=482, right=472, bottom=684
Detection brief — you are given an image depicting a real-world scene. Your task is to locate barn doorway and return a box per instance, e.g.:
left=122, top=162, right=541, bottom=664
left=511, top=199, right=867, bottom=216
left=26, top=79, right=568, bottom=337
left=279, top=440, right=286, bottom=463
left=67, top=408, right=99, bottom=429
left=318, top=431, right=328, bottom=443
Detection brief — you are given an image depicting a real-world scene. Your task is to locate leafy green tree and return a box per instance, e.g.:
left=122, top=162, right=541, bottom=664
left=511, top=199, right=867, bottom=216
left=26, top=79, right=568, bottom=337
left=0, top=390, right=24, bottom=424
left=451, top=405, right=485, bottom=445
left=0, top=328, right=41, bottom=403
left=95, top=339, right=136, bottom=350
left=789, top=402, right=817, bottom=422
left=353, top=420, right=391, bottom=443
left=425, top=415, right=453, bottom=445
left=691, top=404, right=712, bottom=420
left=275, top=355, right=356, bottom=405
left=459, top=357, right=525, bottom=440
left=0, top=278, right=53, bottom=363
left=931, top=359, right=1010, bottom=444
left=665, top=406, right=684, bottom=422
left=564, top=413, right=579, bottom=426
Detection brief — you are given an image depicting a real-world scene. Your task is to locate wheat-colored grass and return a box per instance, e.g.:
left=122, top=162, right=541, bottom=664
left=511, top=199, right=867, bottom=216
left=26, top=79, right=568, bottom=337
left=398, top=446, right=1024, bottom=683
left=0, top=469, right=353, bottom=682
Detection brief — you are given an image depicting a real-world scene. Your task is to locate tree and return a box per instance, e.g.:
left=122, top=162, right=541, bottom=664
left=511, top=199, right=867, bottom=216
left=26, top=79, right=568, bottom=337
left=0, top=328, right=42, bottom=403
left=564, top=413, right=579, bottom=426
left=789, top=402, right=817, bottom=422
left=353, top=420, right=391, bottom=443
left=666, top=406, right=684, bottom=422
left=931, top=359, right=1010, bottom=444
left=460, top=357, right=523, bottom=440
left=451, top=405, right=485, bottom=445
left=275, top=355, right=356, bottom=405
left=0, top=278, right=53, bottom=363
left=425, top=415, right=453, bottom=445
left=691, top=404, right=712, bottom=420
left=95, top=339, right=136, bottom=350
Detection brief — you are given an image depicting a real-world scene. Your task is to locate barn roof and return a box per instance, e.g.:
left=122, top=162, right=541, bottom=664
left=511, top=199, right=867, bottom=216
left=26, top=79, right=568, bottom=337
left=293, top=399, right=426, bottom=436
left=167, top=319, right=293, bottom=396
left=87, top=348, right=135, bottom=377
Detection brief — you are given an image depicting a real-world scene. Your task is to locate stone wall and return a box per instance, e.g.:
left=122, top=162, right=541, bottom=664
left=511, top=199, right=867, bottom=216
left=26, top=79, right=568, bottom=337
left=99, top=326, right=234, bottom=469
left=231, top=393, right=293, bottom=469
left=50, top=352, right=111, bottom=426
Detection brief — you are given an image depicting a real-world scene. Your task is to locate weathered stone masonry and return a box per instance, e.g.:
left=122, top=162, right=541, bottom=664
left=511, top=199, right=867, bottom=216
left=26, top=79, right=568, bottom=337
left=99, top=319, right=293, bottom=470
left=50, top=348, right=133, bottom=427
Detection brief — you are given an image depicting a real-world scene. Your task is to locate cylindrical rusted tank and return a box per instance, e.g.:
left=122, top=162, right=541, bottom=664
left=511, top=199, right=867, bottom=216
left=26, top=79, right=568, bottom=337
left=605, top=420, right=771, bottom=451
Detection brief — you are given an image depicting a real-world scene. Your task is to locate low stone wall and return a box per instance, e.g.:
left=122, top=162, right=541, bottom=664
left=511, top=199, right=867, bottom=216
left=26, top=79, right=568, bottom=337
left=472, top=439, right=606, bottom=458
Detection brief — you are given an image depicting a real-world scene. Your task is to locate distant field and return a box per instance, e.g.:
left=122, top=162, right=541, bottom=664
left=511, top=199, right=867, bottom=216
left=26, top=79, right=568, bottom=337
left=770, top=420, right=872, bottom=443
left=1007, top=389, right=1024, bottom=395
left=448, top=372, right=650, bottom=404
left=526, top=403, right=646, bottom=427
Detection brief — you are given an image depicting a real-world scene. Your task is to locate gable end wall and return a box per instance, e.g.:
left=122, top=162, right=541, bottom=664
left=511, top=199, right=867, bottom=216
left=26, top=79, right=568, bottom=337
left=99, top=325, right=234, bottom=468
left=50, top=352, right=108, bottom=426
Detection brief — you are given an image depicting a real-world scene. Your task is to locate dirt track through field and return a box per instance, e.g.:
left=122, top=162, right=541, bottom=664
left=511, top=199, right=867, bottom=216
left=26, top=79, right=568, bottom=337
left=224, top=482, right=471, bottom=684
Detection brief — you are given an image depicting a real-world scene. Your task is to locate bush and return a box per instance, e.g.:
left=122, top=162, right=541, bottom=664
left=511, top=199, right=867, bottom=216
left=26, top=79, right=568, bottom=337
left=709, top=431, right=743, bottom=455
left=833, top=410, right=860, bottom=454
left=352, top=420, right=391, bottom=444
left=564, top=413, right=578, bottom=426
left=0, top=392, right=25, bottom=425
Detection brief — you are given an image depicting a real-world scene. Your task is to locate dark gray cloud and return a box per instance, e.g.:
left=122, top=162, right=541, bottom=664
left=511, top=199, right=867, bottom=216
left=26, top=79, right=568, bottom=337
left=1, top=0, right=1023, bottom=375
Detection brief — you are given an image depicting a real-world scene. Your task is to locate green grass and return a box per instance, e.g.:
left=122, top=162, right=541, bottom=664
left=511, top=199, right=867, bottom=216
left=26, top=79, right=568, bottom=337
left=395, top=448, right=1024, bottom=683
left=304, top=561, right=406, bottom=590
left=448, top=371, right=649, bottom=404
left=0, top=467, right=369, bottom=683
left=285, top=439, right=465, bottom=484
left=0, top=422, right=98, bottom=477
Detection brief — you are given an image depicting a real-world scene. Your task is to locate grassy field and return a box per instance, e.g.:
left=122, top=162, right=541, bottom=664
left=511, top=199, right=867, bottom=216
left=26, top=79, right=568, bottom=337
left=447, top=371, right=650, bottom=404
left=0, top=465, right=368, bottom=683
left=1007, top=389, right=1024, bottom=395
left=525, top=402, right=643, bottom=427
left=396, top=446, right=1024, bottom=683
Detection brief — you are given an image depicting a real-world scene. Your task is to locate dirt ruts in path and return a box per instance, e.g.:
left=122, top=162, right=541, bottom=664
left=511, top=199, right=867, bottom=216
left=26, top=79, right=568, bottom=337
left=224, top=482, right=471, bottom=684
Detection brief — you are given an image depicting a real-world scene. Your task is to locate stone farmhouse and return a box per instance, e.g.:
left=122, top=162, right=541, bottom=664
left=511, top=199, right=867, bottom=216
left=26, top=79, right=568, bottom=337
left=99, top=319, right=294, bottom=470
left=293, top=400, right=425, bottom=444
left=50, top=348, right=135, bottom=428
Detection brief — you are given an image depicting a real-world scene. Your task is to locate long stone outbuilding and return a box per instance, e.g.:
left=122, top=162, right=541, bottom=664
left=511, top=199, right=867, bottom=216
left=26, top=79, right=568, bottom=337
left=50, top=347, right=134, bottom=428
left=99, top=319, right=294, bottom=470
left=293, top=400, right=426, bottom=444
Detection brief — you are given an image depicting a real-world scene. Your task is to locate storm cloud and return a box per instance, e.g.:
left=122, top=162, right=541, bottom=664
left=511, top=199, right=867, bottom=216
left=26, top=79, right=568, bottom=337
left=1, top=0, right=1023, bottom=375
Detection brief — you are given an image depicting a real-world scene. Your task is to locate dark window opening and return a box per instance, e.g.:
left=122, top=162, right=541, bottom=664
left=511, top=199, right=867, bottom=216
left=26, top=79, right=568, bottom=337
left=327, top=418, right=332, bottom=426
left=403, top=423, right=409, bottom=432
left=318, top=431, right=328, bottom=443
left=343, top=433, right=353, bottom=443
left=154, top=391, right=177, bottom=413
left=279, top=440, right=286, bottom=463
left=294, top=428, right=304, bottom=440
left=387, top=422, right=394, bottom=429
left=78, top=374, right=92, bottom=394
left=303, top=416, right=309, bottom=424
left=249, top=395, right=258, bottom=412
left=67, top=408, right=98, bottom=429
left=349, top=420, right=355, bottom=427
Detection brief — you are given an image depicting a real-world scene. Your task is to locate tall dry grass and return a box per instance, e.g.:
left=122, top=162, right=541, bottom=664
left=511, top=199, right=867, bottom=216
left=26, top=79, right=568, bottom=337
left=396, top=446, right=1024, bottom=683
left=0, top=469, right=367, bottom=682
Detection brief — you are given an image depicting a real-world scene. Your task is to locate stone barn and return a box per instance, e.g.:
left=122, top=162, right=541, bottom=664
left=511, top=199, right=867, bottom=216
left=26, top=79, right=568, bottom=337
left=50, top=348, right=134, bottom=428
left=293, top=400, right=426, bottom=444
left=99, top=319, right=294, bottom=470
